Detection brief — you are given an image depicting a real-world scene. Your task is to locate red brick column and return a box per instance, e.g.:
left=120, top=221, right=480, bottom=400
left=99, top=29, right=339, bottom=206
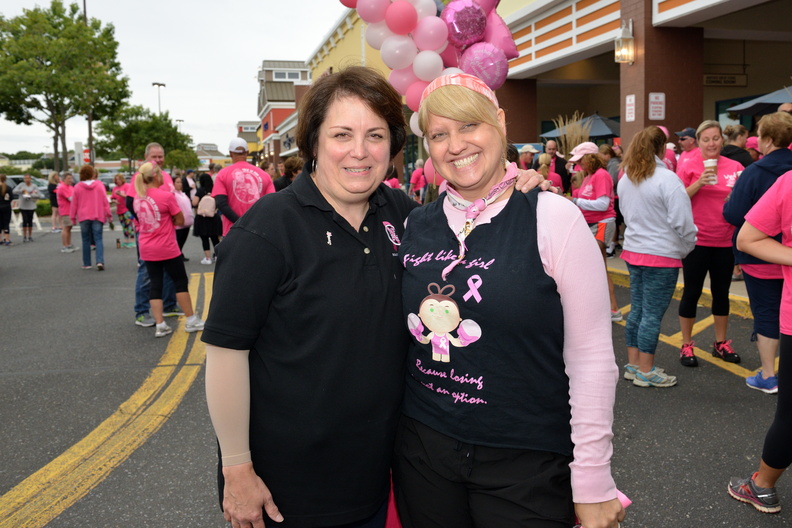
left=497, top=78, right=539, bottom=142
left=620, top=0, right=703, bottom=146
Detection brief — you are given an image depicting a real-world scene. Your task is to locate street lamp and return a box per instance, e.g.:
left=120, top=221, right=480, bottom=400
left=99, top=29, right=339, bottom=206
left=152, top=82, right=166, bottom=114
left=176, top=119, right=183, bottom=131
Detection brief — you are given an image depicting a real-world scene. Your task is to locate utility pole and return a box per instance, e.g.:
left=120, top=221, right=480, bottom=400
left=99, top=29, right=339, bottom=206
left=83, top=0, right=94, bottom=166
left=152, top=82, right=166, bottom=114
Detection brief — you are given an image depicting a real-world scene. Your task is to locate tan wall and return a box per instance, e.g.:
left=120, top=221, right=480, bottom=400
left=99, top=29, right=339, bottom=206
left=310, top=11, right=389, bottom=78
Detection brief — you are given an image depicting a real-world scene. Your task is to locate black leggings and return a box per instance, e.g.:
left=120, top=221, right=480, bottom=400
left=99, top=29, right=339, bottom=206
left=201, top=235, right=220, bottom=252
left=0, top=206, right=11, bottom=234
left=176, top=228, right=189, bottom=251
left=145, top=257, right=188, bottom=300
left=20, top=209, right=35, bottom=228
left=679, top=245, right=734, bottom=318
left=763, top=333, right=792, bottom=469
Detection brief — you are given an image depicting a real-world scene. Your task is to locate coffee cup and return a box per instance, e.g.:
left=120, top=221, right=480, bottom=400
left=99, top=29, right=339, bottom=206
left=702, top=158, right=718, bottom=184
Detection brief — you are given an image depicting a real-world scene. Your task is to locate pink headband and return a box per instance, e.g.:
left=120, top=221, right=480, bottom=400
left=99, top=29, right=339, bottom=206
left=420, top=73, right=499, bottom=110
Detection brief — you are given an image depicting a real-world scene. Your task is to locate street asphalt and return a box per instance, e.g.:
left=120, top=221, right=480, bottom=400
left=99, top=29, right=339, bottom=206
left=0, top=223, right=788, bottom=527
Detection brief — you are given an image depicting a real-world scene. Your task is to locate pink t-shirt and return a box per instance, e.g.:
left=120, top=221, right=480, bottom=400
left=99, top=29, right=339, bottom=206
left=133, top=187, right=181, bottom=262
left=663, top=149, right=677, bottom=172
left=174, top=190, right=194, bottom=229
left=410, top=168, right=426, bottom=190
left=740, top=263, right=783, bottom=280
left=745, top=171, right=792, bottom=333
left=677, top=155, right=742, bottom=247
left=546, top=170, right=563, bottom=192
left=56, top=183, right=73, bottom=216
left=577, top=168, right=616, bottom=223
left=676, top=147, right=700, bottom=172
left=384, top=177, right=400, bottom=189
left=212, top=161, right=275, bottom=235
left=111, top=182, right=130, bottom=214
left=621, top=249, right=682, bottom=268
left=127, top=171, right=174, bottom=198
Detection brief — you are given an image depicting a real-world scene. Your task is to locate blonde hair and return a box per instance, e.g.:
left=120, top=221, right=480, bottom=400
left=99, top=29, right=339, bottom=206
left=418, top=85, right=507, bottom=161
left=723, top=124, right=748, bottom=143
left=134, top=162, right=161, bottom=197
left=537, top=153, right=552, bottom=178
left=757, top=112, right=792, bottom=148
left=696, top=120, right=722, bottom=139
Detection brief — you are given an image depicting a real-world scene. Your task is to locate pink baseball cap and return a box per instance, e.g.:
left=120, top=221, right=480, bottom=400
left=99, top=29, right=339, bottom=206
left=420, top=73, right=499, bottom=109
left=746, top=136, right=759, bottom=150
left=568, top=141, right=599, bottom=162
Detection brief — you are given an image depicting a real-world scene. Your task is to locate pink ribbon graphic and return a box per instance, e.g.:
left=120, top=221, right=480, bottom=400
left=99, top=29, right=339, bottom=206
left=462, top=275, right=483, bottom=303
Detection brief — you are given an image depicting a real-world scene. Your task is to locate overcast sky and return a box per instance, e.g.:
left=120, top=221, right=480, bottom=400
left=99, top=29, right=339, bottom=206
left=0, top=0, right=350, bottom=156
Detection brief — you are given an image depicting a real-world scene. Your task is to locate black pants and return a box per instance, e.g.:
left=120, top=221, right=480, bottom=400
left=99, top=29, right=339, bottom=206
left=20, top=209, right=34, bottom=228
left=201, top=235, right=220, bottom=252
left=176, top=227, right=189, bottom=251
left=393, top=416, right=575, bottom=528
left=145, top=257, right=188, bottom=299
left=0, top=206, right=11, bottom=233
left=679, top=245, right=734, bottom=318
left=763, top=333, right=792, bottom=469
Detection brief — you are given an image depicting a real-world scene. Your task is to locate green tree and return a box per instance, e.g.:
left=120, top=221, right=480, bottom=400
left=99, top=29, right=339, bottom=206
left=95, top=105, right=192, bottom=173
left=0, top=1, right=129, bottom=172
left=165, top=149, right=201, bottom=172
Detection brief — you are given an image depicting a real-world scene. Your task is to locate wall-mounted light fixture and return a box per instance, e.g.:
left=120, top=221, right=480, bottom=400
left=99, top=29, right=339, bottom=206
left=615, top=19, right=635, bottom=64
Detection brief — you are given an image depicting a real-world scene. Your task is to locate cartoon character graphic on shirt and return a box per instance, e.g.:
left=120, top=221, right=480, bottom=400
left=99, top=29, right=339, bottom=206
left=407, top=283, right=481, bottom=362
left=231, top=169, right=263, bottom=204
left=134, top=196, right=161, bottom=233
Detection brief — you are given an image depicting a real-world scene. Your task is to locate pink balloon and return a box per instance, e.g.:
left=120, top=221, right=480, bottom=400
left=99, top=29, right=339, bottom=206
left=413, top=50, right=444, bottom=81
left=439, top=43, right=461, bottom=67
left=459, top=42, right=508, bottom=90
left=441, top=0, right=486, bottom=48
left=380, top=35, right=419, bottom=70
left=386, top=1, right=419, bottom=35
left=412, top=15, right=449, bottom=51
left=357, top=0, right=390, bottom=23
left=366, top=20, right=395, bottom=50
left=339, top=0, right=358, bottom=8
left=472, top=0, right=499, bottom=14
left=389, top=66, right=420, bottom=95
left=483, top=10, right=518, bottom=60
left=406, top=80, right=430, bottom=112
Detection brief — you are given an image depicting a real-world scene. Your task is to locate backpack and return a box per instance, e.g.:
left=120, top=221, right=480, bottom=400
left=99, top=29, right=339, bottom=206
left=197, top=193, right=216, bottom=217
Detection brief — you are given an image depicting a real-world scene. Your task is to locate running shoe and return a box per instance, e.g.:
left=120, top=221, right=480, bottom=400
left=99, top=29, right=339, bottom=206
left=200, top=257, right=213, bottom=265
left=97, top=263, right=104, bottom=271
left=746, top=371, right=778, bottom=394
left=680, top=341, right=698, bottom=367
left=624, top=363, right=665, bottom=381
left=728, top=472, right=781, bottom=513
left=154, top=323, right=173, bottom=338
left=163, top=307, right=184, bottom=317
left=632, top=366, right=677, bottom=388
left=185, top=317, right=205, bottom=333
left=610, top=310, right=623, bottom=322
left=712, top=339, right=741, bottom=363
left=81, top=265, right=92, bottom=270
left=135, top=314, right=156, bottom=327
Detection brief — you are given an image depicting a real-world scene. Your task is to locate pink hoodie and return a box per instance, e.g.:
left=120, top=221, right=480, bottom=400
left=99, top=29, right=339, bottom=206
left=71, top=179, right=111, bottom=224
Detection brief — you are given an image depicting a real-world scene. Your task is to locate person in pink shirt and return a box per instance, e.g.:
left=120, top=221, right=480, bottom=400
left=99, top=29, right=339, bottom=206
left=407, top=158, right=426, bottom=202
left=536, top=152, right=563, bottom=191
left=729, top=169, right=792, bottom=514
left=675, top=127, right=700, bottom=173
left=213, top=138, right=275, bottom=236
left=568, top=141, right=622, bottom=321
left=676, top=120, right=744, bottom=367
left=71, top=165, right=111, bottom=270
left=111, top=173, right=135, bottom=248
left=133, top=162, right=204, bottom=338
left=657, top=126, right=678, bottom=172
left=56, top=173, right=77, bottom=253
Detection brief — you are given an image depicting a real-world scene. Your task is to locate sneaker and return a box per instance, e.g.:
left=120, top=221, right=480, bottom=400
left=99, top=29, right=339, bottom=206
left=610, top=310, right=623, bottom=322
left=712, top=339, right=741, bottom=363
left=81, top=265, right=92, bottom=270
left=680, top=341, right=698, bottom=367
left=97, top=263, right=104, bottom=271
left=633, top=366, right=678, bottom=388
left=60, top=247, right=70, bottom=253
left=185, top=316, right=205, bottom=333
left=67, top=245, right=78, bottom=252
left=746, top=371, right=778, bottom=394
left=163, top=307, right=184, bottom=317
left=135, top=314, right=156, bottom=327
left=154, top=323, right=173, bottom=338
left=624, top=363, right=665, bottom=381
left=728, top=472, right=781, bottom=513
left=200, top=257, right=213, bottom=265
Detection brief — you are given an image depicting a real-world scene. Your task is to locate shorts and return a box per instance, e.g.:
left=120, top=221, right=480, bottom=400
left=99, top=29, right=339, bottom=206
left=743, top=271, right=782, bottom=339
left=589, top=221, right=615, bottom=244
left=62, top=216, right=73, bottom=227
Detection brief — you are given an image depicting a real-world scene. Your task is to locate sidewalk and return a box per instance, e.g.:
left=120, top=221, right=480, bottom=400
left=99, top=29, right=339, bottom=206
left=606, top=251, right=752, bottom=318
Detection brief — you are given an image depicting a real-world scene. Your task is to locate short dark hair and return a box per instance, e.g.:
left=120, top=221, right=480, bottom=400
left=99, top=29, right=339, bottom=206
left=296, top=66, right=406, bottom=168
left=283, top=156, right=303, bottom=175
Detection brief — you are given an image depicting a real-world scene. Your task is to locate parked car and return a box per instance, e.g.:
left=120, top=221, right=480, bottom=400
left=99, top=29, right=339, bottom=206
left=6, top=175, right=50, bottom=196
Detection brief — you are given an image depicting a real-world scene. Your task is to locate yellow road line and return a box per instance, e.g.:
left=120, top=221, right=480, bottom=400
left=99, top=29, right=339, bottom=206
left=0, top=273, right=212, bottom=528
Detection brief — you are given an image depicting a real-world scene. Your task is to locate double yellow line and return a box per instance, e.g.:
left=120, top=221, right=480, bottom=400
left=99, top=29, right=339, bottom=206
left=0, top=273, right=213, bottom=528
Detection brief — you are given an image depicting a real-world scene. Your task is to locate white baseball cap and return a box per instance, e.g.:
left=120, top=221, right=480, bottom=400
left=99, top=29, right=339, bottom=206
left=229, top=137, right=248, bottom=154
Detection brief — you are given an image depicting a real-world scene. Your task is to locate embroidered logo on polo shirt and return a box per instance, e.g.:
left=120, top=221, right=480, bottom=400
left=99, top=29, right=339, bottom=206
left=383, top=222, right=401, bottom=252
left=326, top=231, right=332, bottom=245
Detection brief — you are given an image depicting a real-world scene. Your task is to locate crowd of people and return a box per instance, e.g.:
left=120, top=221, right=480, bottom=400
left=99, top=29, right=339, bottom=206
left=3, top=66, right=791, bottom=525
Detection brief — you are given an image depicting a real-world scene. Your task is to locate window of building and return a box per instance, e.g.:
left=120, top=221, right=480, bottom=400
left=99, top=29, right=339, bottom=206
left=273, top=71, right=301, bottom=81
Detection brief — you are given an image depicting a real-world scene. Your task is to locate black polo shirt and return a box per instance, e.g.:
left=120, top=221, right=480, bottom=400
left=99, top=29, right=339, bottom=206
left=202, top=170, right=417, bottom=528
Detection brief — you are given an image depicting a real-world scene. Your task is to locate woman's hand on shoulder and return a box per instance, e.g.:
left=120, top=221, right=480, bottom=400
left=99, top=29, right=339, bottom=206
left=222, top=462, right=284, bottom=527
left=574, top=498, right=625, bottom=528
left=515, top=169, right=559, bottom=194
